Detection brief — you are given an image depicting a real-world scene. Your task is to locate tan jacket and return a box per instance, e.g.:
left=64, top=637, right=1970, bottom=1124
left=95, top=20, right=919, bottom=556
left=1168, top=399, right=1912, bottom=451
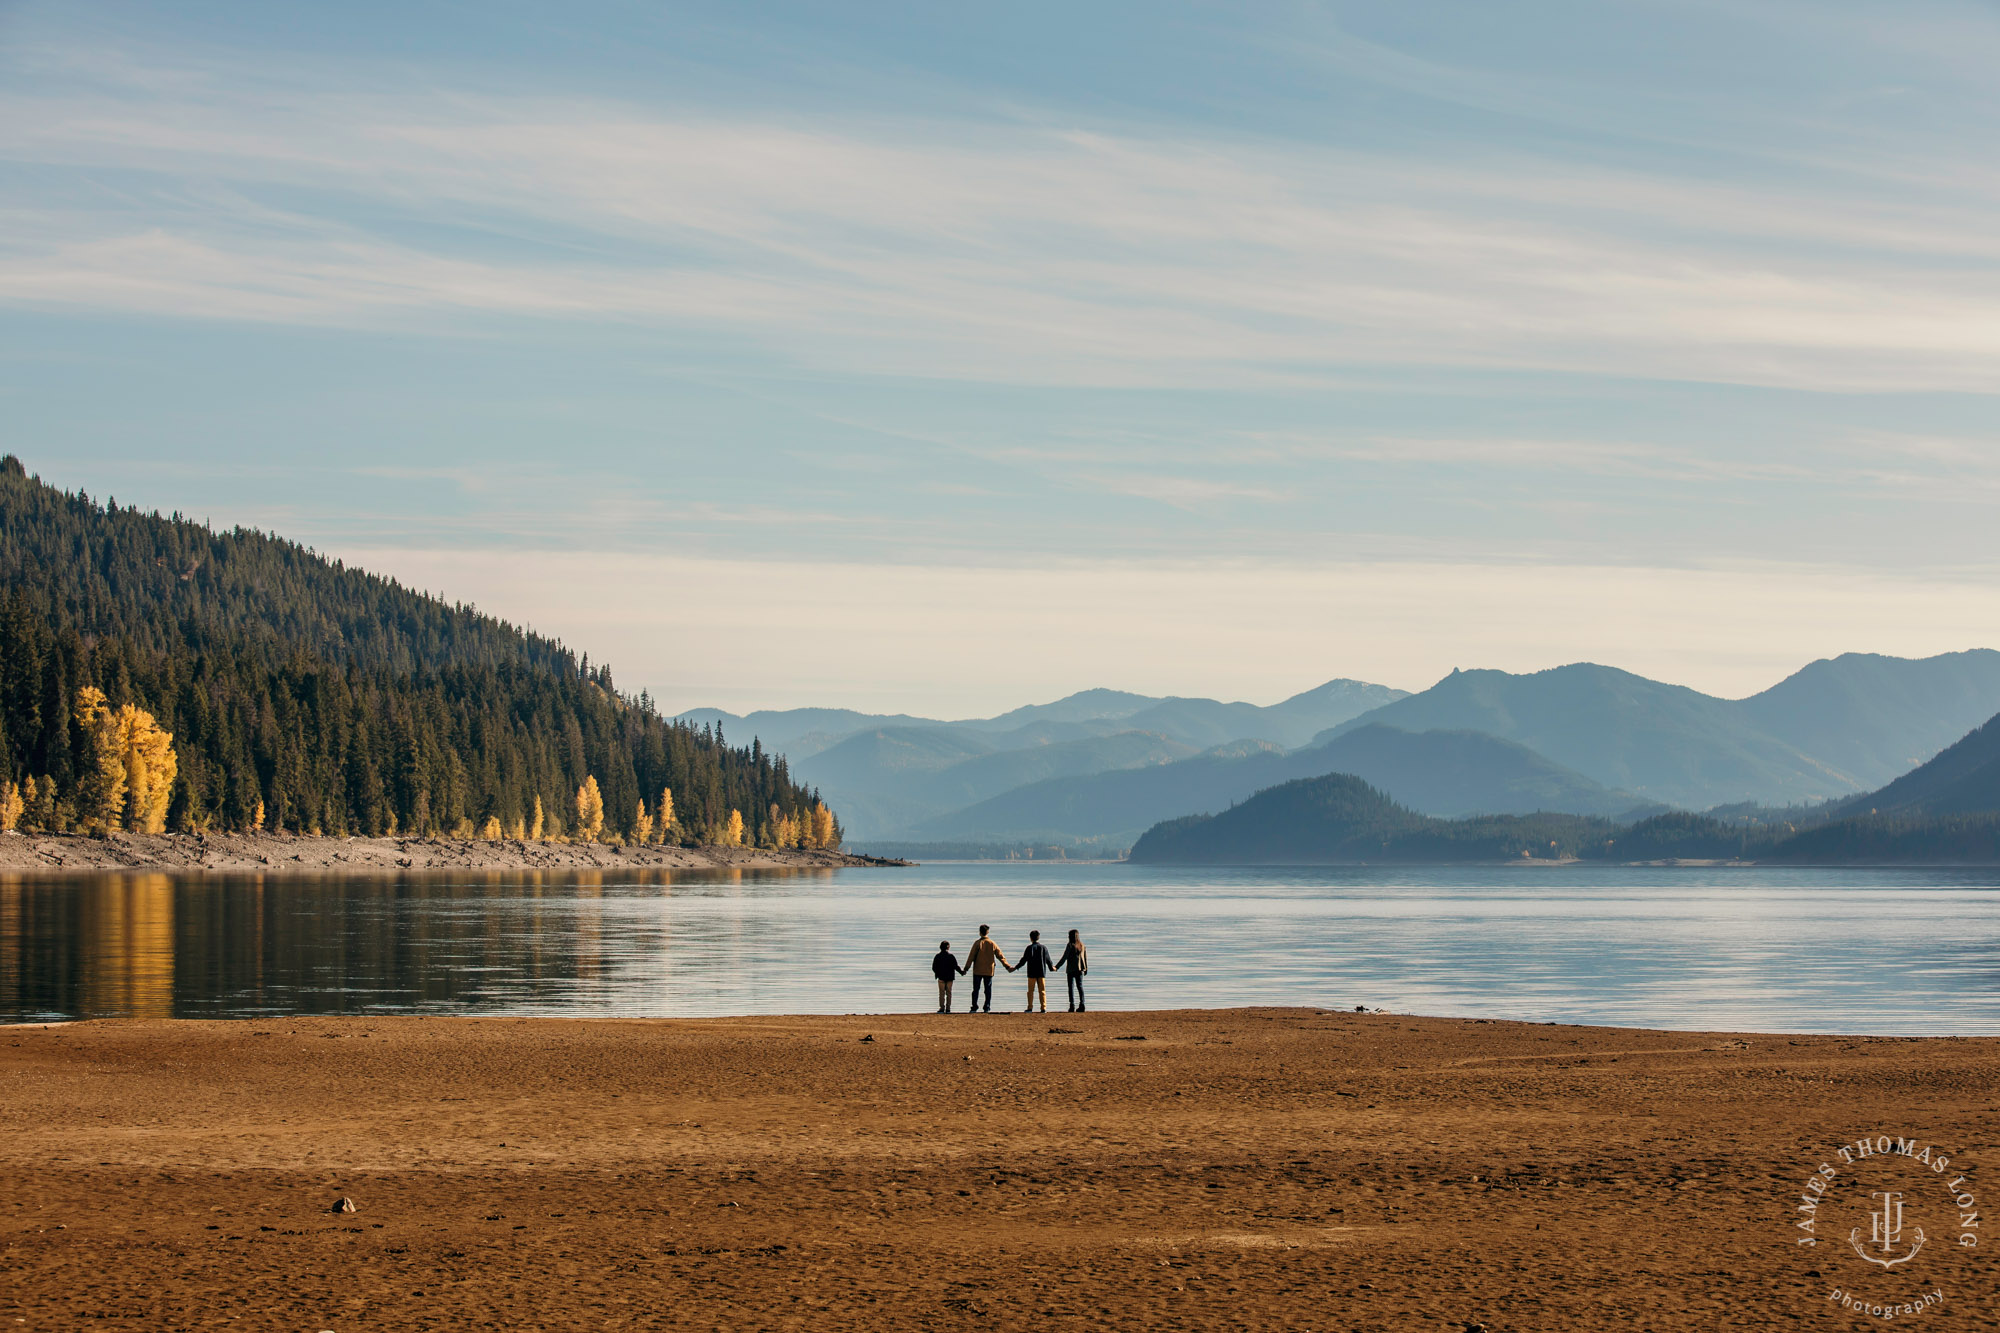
left=966, top=936, right=1009, bottom=977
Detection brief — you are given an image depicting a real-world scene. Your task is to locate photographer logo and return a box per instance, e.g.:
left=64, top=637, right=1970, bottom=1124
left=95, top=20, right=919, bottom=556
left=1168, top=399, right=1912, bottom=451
left=1792, top=1133, right=1978, bottom=1320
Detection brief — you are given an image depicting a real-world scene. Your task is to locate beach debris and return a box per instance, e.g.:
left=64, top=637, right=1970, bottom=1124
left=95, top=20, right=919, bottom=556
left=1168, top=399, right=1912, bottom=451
left=330, top=1197, right=357, bottom=1214
left=859, top=1034, right=874, bottom=1043
left=1047, top=1027, right=1081, bottom=1034
left=1354, top=1005, right=1367, bottom=1012
left=961, top=1055, right=974, bottom=1062
left=1114, top=1035, right=1147, bottom=1041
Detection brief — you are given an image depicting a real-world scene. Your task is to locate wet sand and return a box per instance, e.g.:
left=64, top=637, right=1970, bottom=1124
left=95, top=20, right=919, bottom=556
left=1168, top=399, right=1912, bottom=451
left=3, top=1010, right=1997, bottom=1330
left=0, top=830, right=900, bottom=874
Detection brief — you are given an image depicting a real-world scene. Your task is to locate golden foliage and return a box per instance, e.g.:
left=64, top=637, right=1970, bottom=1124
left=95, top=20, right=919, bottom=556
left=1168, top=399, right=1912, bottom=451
left=657, top=787, right=676, bottom=841
left=530, top=795, right=545, bottom=841
left=633, top=800, right=654, bottom=845
left=723, top=808, right=745, bottom=847
left=480, top=815, right=504, bottom=841
left=0, top=780, right=22, bottom=833
left=111, top=704, right=178, bottom=833
left=810, top=801, right=836, bottom=850
left=70, top=688, right=180, bottom=834
left=72, top=687, right=127, bottom=833
left=575, top=775, right=605, bottom=842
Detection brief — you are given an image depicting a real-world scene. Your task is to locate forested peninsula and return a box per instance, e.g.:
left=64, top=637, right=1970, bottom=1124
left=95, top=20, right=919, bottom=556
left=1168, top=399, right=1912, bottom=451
left=0, top=458, right=850, bottom=860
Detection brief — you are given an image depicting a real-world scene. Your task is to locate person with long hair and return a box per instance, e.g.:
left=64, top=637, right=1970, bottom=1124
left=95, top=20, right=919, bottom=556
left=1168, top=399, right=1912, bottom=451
left=1054, top=928, right=1088, bottom=1012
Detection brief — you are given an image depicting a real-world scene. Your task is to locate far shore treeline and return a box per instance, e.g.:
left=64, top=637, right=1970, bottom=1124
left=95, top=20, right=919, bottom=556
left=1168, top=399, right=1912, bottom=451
left=0, top=459, right=838, bottom=847
left=1128, top=771, right=2000, bottom=866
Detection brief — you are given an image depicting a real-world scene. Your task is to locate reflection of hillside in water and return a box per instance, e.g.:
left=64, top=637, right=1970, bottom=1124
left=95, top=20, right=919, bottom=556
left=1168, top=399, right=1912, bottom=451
left=0, top=869, right=838, bottom=1021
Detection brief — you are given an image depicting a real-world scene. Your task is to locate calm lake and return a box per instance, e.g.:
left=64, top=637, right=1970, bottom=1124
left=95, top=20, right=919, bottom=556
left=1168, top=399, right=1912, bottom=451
left=4, top=863, right=1999, bottom=1033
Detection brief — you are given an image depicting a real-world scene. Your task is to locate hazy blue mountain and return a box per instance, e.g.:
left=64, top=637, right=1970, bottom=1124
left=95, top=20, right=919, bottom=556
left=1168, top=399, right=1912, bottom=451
left=1316, top=665, right=1836, bottom=808
left=683, top=678, right=1406, bottom=763
left=1306, top=725, right=1641, bottom=817
left=906, top=724, right=1637, bottom=845
left=959, top=688, right=1165, bottom=731
left=673, top=707, right=942, bottom=758
left=682, top=678, right=1406, bottom=831
left=1736, top=650, right=2000, bottom=789
left=1126, top=773, right=1612, bottom=865
left=1839, top=711, right=2000, bottom=817
left=795, top=726, right=1199, bottom=838
left=1118, top=679, right=1408, bottom=750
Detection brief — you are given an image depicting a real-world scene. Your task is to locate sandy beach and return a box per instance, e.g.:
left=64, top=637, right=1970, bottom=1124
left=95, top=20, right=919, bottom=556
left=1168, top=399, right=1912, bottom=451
left=0, top=831, right=903, bottom=875
left=3, top=1009, right=1996, bottom=1330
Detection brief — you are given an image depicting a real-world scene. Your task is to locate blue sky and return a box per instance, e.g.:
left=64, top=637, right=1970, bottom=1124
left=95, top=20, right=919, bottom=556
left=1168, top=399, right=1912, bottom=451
left=7, top=1, right=2000, bottom=713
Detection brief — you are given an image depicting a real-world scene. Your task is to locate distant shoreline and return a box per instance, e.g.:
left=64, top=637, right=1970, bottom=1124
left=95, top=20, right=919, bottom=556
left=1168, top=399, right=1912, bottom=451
left=0, top=830, right=910, bottom=875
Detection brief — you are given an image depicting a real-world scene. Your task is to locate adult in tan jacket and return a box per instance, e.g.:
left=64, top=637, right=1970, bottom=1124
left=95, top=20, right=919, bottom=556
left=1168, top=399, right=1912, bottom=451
left=963, top=924, right=1009, bottom=1014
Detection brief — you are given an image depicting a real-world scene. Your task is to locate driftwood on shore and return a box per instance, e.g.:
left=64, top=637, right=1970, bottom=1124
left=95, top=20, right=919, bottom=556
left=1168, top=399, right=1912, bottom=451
left=0, top=830, right=909, bottom=874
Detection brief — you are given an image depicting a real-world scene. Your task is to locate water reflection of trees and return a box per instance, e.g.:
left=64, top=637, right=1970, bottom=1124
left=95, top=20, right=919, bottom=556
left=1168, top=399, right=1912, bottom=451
left=0, top=868, right=838, bottom=1021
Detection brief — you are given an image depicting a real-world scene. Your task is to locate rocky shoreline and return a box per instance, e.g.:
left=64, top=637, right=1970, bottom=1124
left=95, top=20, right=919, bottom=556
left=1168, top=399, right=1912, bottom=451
left=0, top=830, right=909, bottom=874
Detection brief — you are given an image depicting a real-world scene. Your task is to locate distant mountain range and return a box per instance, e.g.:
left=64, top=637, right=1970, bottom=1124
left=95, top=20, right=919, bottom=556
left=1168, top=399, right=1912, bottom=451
left=681, top=679, right=1407, bottom=839
left=1314, top=652, right=2000, bottom=810
left=1132, top=700, right=2000, bottom=867
left=683, top=650, right=2000, bottom=854
left=903, top=724, right=1645, bottom=846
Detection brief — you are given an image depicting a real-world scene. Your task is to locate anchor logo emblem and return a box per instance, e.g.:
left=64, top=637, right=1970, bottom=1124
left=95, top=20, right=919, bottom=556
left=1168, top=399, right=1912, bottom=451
left=1850, top=1190, right=1925, bottom=1268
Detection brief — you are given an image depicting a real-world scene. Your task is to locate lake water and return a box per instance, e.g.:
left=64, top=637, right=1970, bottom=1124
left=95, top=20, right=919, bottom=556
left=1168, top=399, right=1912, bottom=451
left=5, top=863, right=2000, bottom=1033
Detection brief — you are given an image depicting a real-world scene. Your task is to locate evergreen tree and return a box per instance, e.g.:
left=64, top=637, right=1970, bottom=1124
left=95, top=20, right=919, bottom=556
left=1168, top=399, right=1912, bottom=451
left=0, top=460, right=833, bottom=845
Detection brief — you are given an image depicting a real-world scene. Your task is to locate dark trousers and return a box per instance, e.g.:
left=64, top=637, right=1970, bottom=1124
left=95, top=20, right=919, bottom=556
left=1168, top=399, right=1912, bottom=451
left=1066, top=973, right=1085, bottom=1009
left=969, top=974, right=993, bottom=1010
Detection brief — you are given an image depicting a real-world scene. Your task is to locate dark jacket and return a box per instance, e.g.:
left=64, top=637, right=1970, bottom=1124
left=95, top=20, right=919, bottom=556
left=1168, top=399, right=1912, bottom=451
left=932, top=949, right=961, bottom=981
left=1055, top=941, right=1087, bottom=975
left=1020, top=942, right=1054, bottom=979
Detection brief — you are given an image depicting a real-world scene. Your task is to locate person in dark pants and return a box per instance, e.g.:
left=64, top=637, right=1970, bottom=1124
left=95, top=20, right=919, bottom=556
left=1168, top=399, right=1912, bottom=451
left=1054, top=929, right=1088, bottom=1011
left=931, top=940, right=963, bottom=1013
left=963, top=924, right=1008, bottom=1014
left=1015, top=929, right=1054, bottom=1013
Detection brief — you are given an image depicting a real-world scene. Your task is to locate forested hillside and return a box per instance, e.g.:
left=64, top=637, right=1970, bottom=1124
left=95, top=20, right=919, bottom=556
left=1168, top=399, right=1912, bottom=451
left=0, top=458, right=835, bottom=846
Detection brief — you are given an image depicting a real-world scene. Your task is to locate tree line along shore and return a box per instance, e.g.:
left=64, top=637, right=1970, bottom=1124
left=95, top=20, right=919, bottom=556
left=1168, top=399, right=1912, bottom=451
left=0, top=458, right=845, bottom=854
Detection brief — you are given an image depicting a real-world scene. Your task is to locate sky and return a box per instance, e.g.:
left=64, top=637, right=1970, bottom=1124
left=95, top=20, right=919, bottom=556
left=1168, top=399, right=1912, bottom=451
left=6, top=1, right=2000, bottom=716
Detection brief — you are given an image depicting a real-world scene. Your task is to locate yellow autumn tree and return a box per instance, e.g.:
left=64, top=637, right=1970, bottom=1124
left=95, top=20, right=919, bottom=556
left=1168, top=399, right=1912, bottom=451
left=110, top=703, right=178, bottom=834
left=480, top=815, right=503, bottom=840
left=575, top=775, right=605, bottom=842
left=722, top=808, right=745, bottom=847
left=530, top=795, right=546, bottom=841
left=633, top=800, right=654, bottom=845
left=810, top=801, right=836, bottom=850
left=0, top=780, right=22, bottom=833
left=72, top=687, right=127, bottom=833
left=657, top=787, right=676, bottom=842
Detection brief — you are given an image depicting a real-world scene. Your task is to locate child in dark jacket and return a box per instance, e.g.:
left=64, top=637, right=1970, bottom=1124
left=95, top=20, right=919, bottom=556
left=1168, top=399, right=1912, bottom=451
left=931, top=941, right=963, bottom=1013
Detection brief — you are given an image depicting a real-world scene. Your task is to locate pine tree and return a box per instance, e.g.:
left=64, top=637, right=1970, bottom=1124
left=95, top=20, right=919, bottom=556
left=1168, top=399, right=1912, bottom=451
left=575, top=775, right=605, bottom=842
left=0, top=463, right=837, bottom=844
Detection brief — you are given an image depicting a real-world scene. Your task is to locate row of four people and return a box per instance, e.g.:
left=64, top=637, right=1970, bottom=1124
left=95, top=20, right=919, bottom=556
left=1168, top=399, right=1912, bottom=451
left=931, top=924, right=1087, bottom=1013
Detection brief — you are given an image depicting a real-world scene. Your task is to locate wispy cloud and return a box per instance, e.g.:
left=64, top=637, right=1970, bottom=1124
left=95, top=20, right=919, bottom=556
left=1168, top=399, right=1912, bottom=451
left=6, top=41, right=2000, bottom=393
